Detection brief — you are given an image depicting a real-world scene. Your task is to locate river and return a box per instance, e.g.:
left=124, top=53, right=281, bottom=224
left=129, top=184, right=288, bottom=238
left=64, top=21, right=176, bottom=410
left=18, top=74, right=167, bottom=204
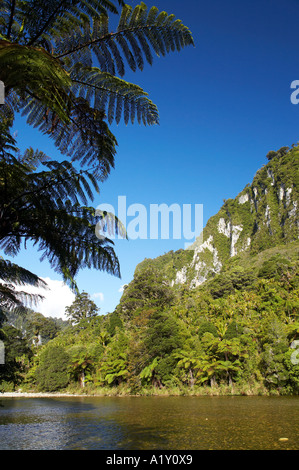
left=0, top=396, right=298, bottom=450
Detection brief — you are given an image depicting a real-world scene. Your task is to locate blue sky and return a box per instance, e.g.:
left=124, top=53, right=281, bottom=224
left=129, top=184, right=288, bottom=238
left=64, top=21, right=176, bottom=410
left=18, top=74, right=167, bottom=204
left=7, top=0, right=299, bottom=318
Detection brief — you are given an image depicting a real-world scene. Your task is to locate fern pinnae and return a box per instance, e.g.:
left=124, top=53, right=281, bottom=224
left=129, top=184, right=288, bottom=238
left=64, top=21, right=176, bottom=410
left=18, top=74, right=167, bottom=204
left=124, top=29, right=144, bottom=70
left=115, top=33, right=137, bottom=72
left=146, top=5, right=159, bottom=25
left=117, top=3, right=132, bottom=31
left=115, top=93, right=123, bottom=124
left=108, top=91, right=116, bottom=124
left=135, top=28, right=153, bottom=65
left=130, top=99, right=136, bottom=125
left=106, top=36, right=125, bottom=77
left=97, top=13, right=109, bottom=37
left=98, top=40, right=115, bottom=74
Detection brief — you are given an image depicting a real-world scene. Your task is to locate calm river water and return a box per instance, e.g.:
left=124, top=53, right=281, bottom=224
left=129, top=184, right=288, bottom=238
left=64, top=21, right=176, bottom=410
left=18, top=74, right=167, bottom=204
left=0, top=396, right=298, bottom=450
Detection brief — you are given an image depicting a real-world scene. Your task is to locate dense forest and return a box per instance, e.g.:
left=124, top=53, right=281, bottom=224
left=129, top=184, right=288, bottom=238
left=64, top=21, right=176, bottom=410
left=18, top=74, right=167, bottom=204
left=0, top=1, right=298, bottom=397
left=1, top=149, right=298, bottom=396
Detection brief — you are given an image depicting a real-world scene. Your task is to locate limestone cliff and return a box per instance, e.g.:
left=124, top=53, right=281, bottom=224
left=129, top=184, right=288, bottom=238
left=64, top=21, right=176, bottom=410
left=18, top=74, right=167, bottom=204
left=135, top=146, right=299, bottom=289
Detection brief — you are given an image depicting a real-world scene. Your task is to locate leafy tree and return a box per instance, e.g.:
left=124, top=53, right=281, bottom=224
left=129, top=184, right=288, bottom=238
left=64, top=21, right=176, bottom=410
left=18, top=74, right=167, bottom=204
left=198, top=321, right=218, bottom=340
left=0, top=324, right=32, bottom=388
left=144, top=309, right=181, bottom=360
left=99, top=352, right=129, bottom=385
left=175, top=348, right=204, bottom=387
left=258, top=255, right=292, bottom=281
left=68, top=343, right=99, bottom=387
left=98, top=330, right=129, bottom=386
left=117, top=267, right=175, bottom=318
left=224, top=321, right=243, bottom=340
left=106, top=311, right=123, bottom=336
left=139, top=357, right=159, bottom=385
left=266, top=147, right=289, bottom=161
left=35, top=344, right=70, bottom=391
left=65, top=291, right=99, bottom=324
left=25, top=311, right=59, bottom=345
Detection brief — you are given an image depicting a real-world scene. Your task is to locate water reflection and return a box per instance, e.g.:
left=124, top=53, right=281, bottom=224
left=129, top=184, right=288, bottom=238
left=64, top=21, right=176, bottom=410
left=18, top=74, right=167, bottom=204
left=0, top=396, right=298, bottom=450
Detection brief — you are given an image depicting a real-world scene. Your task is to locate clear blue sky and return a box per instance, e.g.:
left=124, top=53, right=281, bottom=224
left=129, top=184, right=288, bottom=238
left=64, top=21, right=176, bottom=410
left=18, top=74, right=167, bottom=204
left=8, top=0, right=299, bottom=318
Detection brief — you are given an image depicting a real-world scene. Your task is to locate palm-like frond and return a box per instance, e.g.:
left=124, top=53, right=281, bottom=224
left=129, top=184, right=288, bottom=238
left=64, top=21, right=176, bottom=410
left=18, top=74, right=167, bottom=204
left=1, top=0, right=125, bottom=44
left=0, top=39, right=72, bottom=122
left=17, top=93, right=117, bottom=180
left=0, top=128, right=124, bottom=290
left=71, top=65, right=159, bottom=125
left=55, top=3, right=194, bottom=75
left=0, top=257, right=47, bottom=314
left=0, top=2, right=194, bottom=177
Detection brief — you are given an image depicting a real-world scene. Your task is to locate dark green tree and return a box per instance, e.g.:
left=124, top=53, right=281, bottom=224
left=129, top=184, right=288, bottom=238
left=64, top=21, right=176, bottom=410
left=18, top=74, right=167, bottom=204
left=0, top=324, right=32, bottom=388
left=117, top=266, right=175, bottom=318
left=26, top=312, right=59, bottom=345
left=35, top=344, right=70, bottom=391
left=198, top=321, right=218, bottom=340
left=266, top=147, right=289, bottom=161
left=224, top=321, right=243, bottom=340
left=106, top=311, right=123, bottom=336
left=65, top=291, right=99, bottom=324
left=144, top=310, right=181, bottom=359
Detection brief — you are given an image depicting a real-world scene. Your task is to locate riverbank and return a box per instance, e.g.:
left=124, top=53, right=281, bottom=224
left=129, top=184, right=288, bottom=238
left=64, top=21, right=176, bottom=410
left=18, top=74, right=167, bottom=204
left=0, top=382, right=283, bottom=398
left=0, top=392, right=87, bottom=397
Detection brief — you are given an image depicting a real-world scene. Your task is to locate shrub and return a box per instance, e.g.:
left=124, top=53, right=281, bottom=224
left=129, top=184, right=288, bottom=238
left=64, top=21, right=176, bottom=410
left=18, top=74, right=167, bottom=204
left=35, top=344, right=70, bottom=392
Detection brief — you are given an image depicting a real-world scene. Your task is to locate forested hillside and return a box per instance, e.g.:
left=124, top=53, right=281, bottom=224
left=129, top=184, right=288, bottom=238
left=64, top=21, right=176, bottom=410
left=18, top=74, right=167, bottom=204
left=1, top=147, right=298, bottom=395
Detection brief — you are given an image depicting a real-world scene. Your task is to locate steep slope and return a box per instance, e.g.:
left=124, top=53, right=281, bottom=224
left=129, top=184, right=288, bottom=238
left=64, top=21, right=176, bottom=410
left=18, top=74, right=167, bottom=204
left=134, top=146, right=299, bottom=289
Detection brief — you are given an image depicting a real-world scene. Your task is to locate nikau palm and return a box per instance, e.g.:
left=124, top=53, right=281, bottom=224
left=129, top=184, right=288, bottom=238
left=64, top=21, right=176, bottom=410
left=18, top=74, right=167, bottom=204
left=0, top=1, right=194, bottom=310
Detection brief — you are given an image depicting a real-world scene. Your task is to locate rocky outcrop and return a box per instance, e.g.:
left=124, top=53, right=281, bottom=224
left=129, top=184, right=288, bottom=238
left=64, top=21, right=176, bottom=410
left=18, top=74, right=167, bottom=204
left=133, top=146, right=299, bottom=289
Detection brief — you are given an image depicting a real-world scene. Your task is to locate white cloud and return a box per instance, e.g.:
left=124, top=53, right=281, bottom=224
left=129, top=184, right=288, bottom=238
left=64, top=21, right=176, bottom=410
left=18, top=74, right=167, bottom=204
left=118, top=284, right=127, bottom=293
left=92, top=292, right=104, bottom=302
left=14, top=277, right=76, bottom=320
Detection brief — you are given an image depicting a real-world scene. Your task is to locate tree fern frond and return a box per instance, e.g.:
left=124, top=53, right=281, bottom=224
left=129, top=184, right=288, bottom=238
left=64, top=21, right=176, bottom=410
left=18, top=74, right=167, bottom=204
left=70, top=66, right=159, bottom=125
left=0, top=40, right=72, bottom=122
left=54, top=2, right=194, bottom=76
left=0, top=258, right=47, bottom=288
left=17, top=92, right=117, bottom=180
left=0, top=133, right=121, bottom=291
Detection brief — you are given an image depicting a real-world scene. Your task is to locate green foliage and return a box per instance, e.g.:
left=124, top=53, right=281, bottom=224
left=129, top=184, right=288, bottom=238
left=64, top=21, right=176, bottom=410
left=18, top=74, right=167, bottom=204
left=0, top=324, right=32, bottom=388
left=198, top=322, right=218, bottom=339
left=266, top=147, right=289, bottom=161
left=35, top=344, right=70, bottom=392
left=0, top=1, right=194, bottom=178
left=65, top=291, right=99, bottom=324
left=4, top=308, right=67, bottom=344
left=117, top=266, right=175, bottom=318
left=144, top=310, right=181, bottom=359
left=140, top=357, right=159, bottom=383
left=106, top=312, right=123, bottom=336
left=224, top=321, right=243, bottom=340
left=4, top=143, right=299, bottom=395
left=0, top=124, right=121, bottom=292
left=209, top=267, right=255, bottom=299
left=14, top=250, right=299, bottom=394
left=258, top=255, right=292, bottom=280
